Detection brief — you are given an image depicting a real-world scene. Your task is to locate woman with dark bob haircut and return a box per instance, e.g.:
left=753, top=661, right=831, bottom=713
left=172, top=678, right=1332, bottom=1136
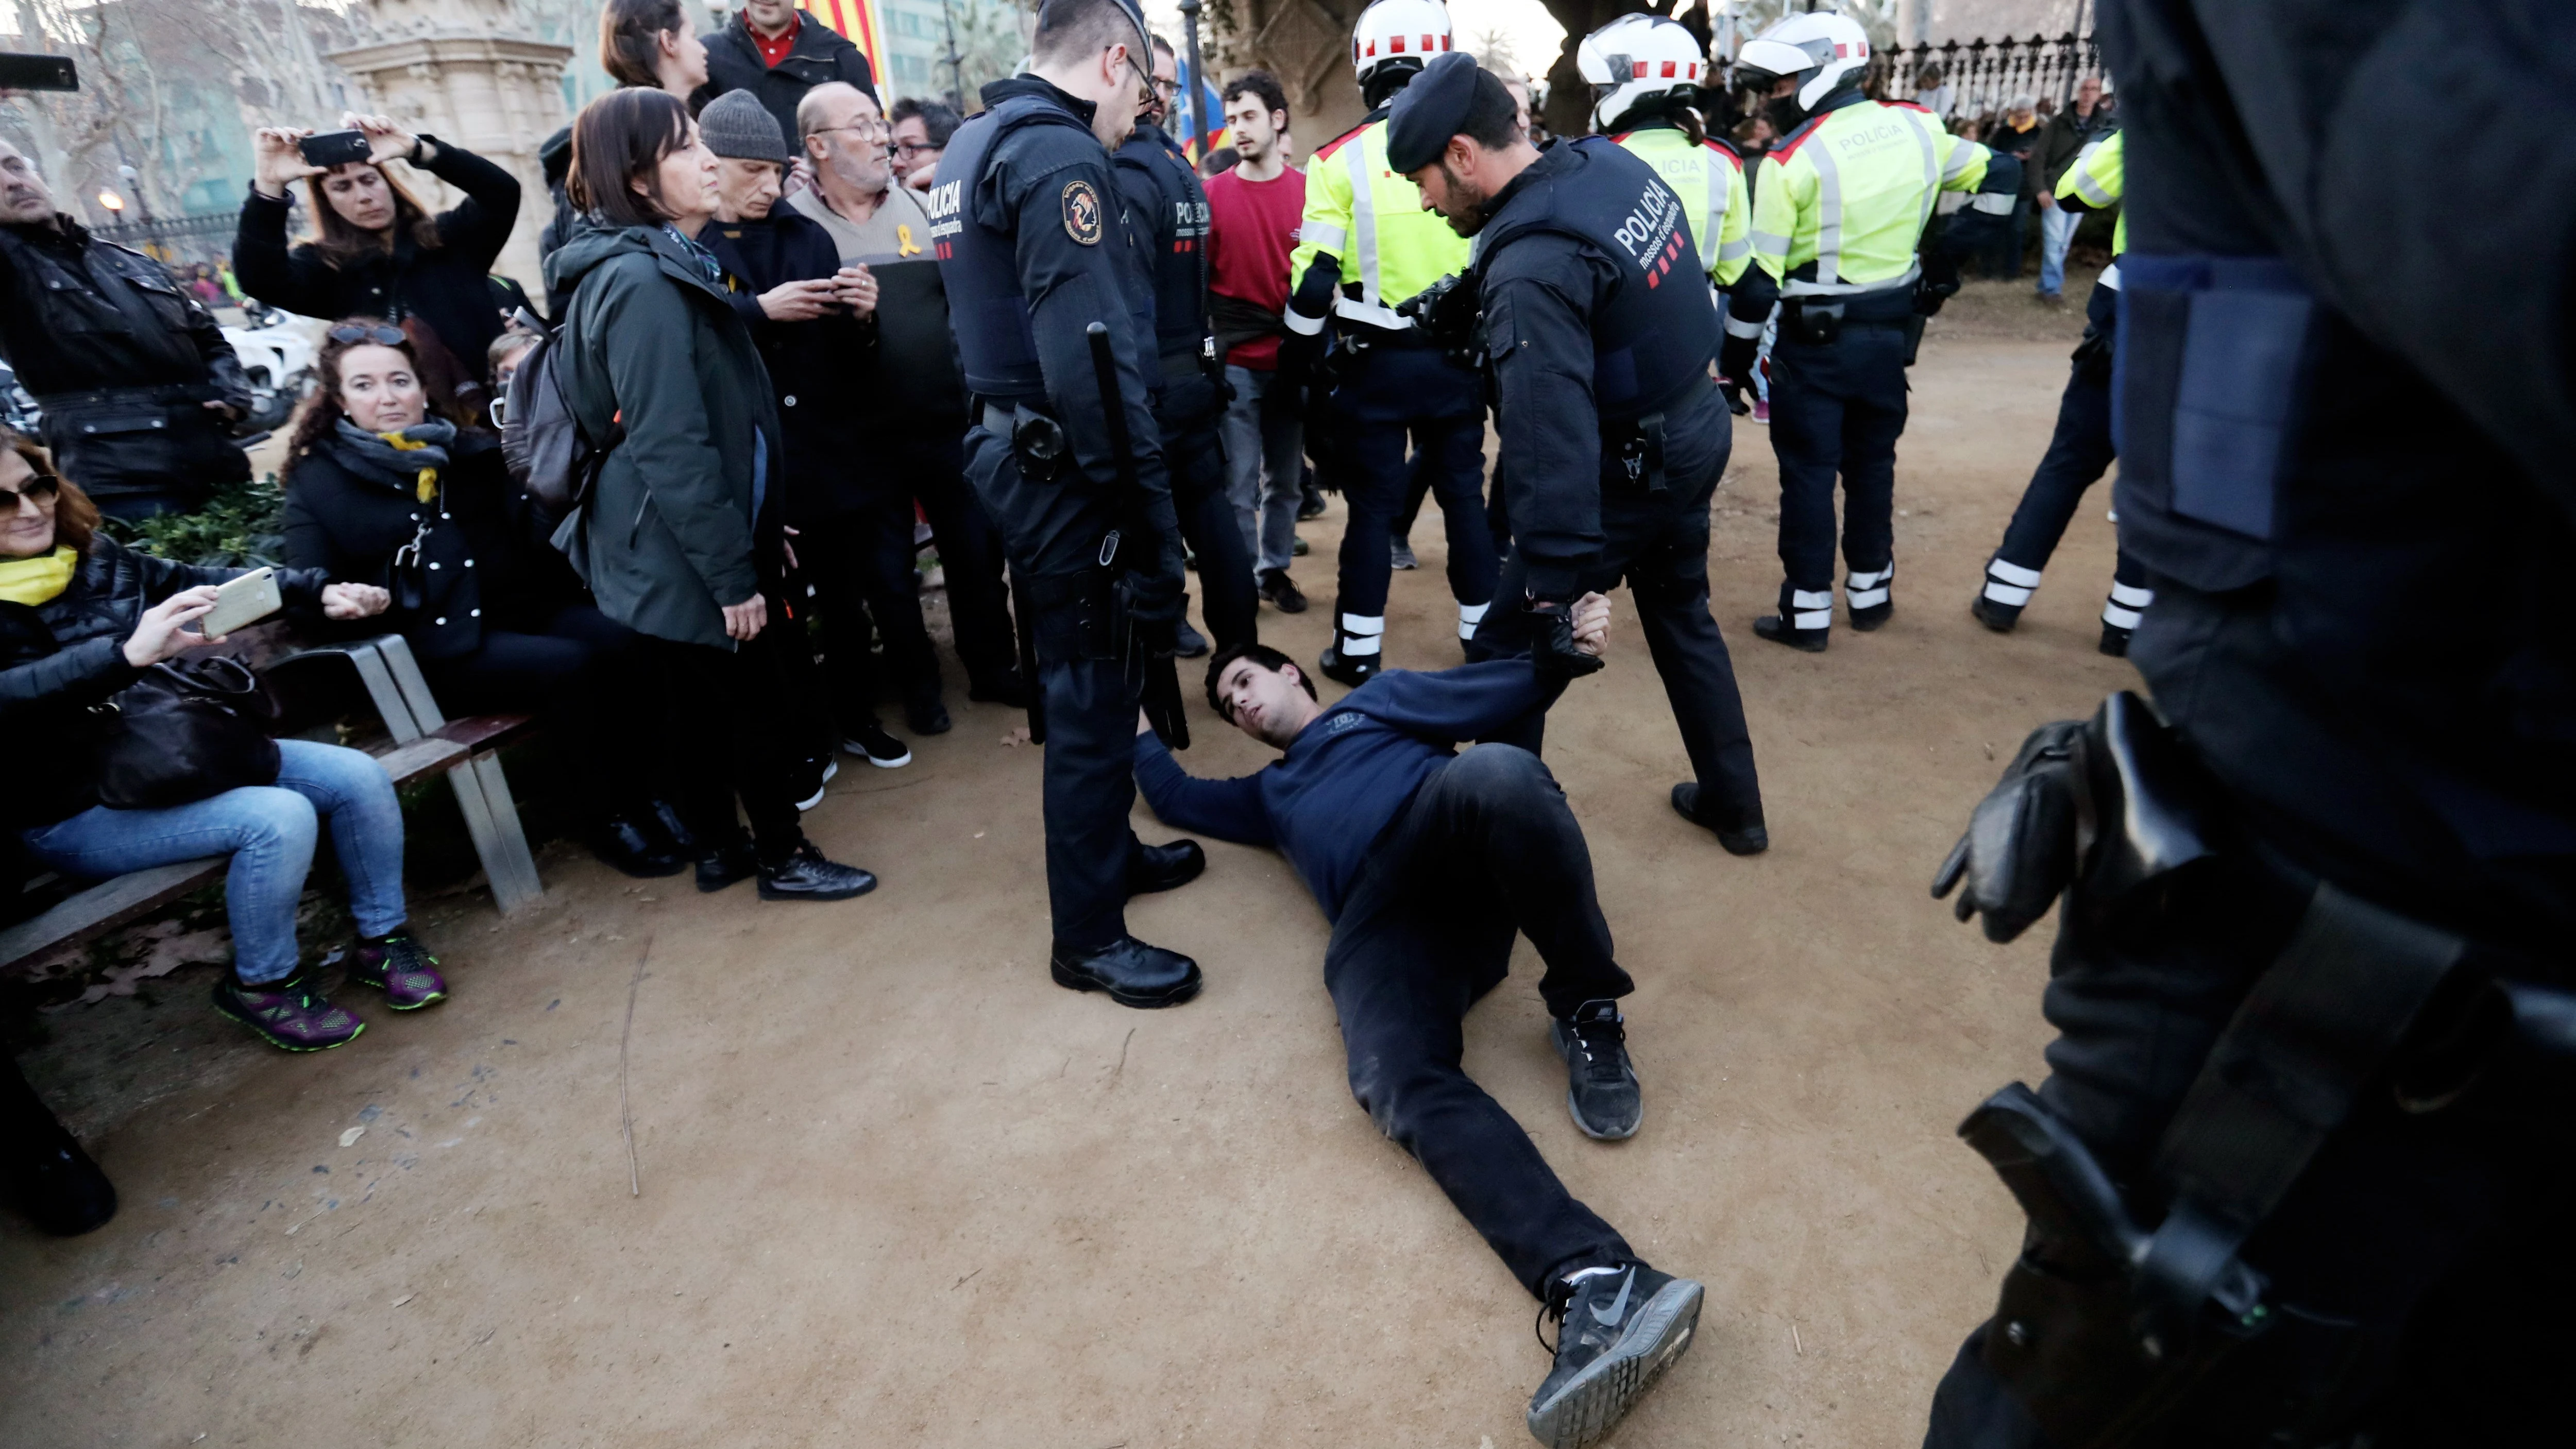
left=280, top=318, right=690, bottom=878
left=540, top=89, right=875, bottom=904
left=0, top=431, right=449, bottom=1054
left=236, top=109, right=523, bottom=415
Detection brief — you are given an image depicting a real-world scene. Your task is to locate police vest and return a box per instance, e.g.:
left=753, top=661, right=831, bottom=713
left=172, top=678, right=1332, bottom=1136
left=925, top=93, right=1090, bottom=401
left=1114, top=124, right=1210, bottom=357
left=1473, top=138, right=1720, bottom=421
left=1607, top=122, right=1749, bottom=286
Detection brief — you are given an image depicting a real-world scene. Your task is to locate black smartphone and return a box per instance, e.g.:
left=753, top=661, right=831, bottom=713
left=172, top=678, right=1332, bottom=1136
left=0, top=54, right=79, bottom=93
left=298, top=129, right=373, bottom=169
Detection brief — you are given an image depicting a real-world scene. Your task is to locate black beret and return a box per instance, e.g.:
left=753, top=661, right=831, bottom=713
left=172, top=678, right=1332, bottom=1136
left=1384, top=52, right=1487, bottom=174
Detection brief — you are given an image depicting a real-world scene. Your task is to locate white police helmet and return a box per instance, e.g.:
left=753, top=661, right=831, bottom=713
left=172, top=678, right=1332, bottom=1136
left=1734, top=11, right=1871, bottom=117
left=1351, top=0, right=1455, bottom=88
left=1577, top=14, right=1708, bottom=134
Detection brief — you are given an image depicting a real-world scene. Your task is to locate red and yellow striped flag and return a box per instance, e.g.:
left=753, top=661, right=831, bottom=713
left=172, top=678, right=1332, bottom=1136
left=799, top=0, right=887, bottom=79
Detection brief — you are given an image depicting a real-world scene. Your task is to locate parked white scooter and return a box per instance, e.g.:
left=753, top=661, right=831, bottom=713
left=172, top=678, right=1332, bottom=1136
left=221, top=303, right=323, bottom=434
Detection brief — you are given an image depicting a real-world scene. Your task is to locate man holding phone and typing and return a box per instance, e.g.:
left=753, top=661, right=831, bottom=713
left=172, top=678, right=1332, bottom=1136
left=0, top=135, right=253, bottom=520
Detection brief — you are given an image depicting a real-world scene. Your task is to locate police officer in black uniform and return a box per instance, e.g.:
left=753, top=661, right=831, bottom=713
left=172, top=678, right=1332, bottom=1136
left=1389, top=55, right=1768, bottom=855
left=1111, top=34, right=1257, bottom=656
left=927, top=0, right=1207, bottom=1009
left=1922, top=3, right=2576, bottom=1445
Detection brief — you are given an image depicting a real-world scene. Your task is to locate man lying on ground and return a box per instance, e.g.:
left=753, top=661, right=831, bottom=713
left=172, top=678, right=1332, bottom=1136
left=1132, top=596, right=1703, bottom=1448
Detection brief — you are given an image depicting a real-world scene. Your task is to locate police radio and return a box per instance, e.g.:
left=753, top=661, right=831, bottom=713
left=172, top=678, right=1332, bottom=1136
left=1398, top=272, right=1484, bottom=370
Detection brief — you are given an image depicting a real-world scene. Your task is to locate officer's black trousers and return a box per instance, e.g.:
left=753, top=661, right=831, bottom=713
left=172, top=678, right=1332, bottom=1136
left=1992, top=366, right=2145, bottom=593
left=1156, top=374, right=1258, bottom=652
left=1768, top=323, right=1911, bottom=602
left=1329, top=346, right=1495, bottom=633
left=1922, top=817, right=2576, bottom=1446
left=1471, top=458, right=1765, bottom=823
left=1327, top=744, right=1637, bottom=1298
left=963, top=426, right=1151, bottom=950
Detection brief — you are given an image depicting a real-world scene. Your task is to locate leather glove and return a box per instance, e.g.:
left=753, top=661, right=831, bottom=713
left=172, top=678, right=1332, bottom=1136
left=1718, top=379, right=1750, bottom=416
left=1277, top=328, right=1321, bottom=395
left=1931, top=719, right=2093, bottom=943
left=1718, top=333, right=1760, bottom=394
left=1526, top=599, right=1605, bottom=686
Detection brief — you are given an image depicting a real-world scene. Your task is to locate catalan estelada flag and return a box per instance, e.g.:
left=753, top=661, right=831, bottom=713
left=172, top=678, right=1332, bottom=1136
left=800, top=0, right=887, bottom=81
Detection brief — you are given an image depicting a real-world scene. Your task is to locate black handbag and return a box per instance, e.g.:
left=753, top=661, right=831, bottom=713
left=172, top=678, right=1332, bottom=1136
left=91, top=655, right=282, bottom=810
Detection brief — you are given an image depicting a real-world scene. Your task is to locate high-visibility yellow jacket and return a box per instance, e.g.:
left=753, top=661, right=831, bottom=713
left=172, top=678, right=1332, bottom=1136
left=2056, top=130, right=2126, bottom=257
left=1749, top=98, right=1998, bottom=299
left=1608, top=121, right=1751, bottom=288
left=1284, top=114, right=1472, bottom=337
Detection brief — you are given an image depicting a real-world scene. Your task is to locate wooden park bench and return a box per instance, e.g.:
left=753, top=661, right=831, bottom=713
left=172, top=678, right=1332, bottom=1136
left=0, top=632, right=545, bottom=971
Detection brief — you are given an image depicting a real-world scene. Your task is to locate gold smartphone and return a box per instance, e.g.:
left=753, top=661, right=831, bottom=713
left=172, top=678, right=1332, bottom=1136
left=197, top=567, right=283, bottom=638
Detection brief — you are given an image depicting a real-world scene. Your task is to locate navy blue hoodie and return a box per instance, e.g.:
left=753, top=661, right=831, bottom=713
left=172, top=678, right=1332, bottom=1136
left=1133, top=660, right=1556, bottom=921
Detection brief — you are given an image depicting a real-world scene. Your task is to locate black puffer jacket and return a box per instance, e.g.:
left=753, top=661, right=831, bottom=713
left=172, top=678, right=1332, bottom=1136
left=0, top=537, right=328, bottom=828
left=691, top=11, right=877, bottom=163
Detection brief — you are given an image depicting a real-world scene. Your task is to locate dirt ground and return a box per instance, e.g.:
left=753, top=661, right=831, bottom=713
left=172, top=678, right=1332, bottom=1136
left=2, top=279, right=2137, bottom=1448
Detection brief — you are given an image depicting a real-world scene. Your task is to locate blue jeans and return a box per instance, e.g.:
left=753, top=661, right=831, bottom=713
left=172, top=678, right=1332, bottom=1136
left=23, top=740, right=407, bottom=984
left=2037, top=202, right=2079, bottom=296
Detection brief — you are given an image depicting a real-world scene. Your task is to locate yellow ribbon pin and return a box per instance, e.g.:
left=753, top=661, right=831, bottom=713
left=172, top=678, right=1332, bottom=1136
left=897, top=224, right=922, bottom=258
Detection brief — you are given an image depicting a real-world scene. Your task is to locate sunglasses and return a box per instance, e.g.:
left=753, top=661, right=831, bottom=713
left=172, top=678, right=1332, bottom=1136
left=0, top=473, right=60, bottom=508
left=328, top=323, right=407, bottom=347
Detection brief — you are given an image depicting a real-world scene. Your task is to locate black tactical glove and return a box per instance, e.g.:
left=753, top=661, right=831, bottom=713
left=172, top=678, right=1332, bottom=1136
left=1718, top=333, right=1760, bottom=396
left=1277, top=327, right=1321, bottom=396
left=1930, top=719, right=2093, bottom=943
left=1526, top=599, right=1605, bottom=686
left=1718, top=379, right=1750, bottom=416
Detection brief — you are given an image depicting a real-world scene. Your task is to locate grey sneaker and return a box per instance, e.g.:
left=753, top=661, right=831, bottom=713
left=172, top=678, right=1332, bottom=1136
left=1527, top=1264, right=1705, bottom=1448
left=1391, top=538, right=1419, bottom=570
left=1551, top=1000, right=1642, bottom=1140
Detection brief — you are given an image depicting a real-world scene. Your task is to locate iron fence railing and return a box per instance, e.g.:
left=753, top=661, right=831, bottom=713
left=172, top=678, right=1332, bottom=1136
left=1866, top=32, right=2104, bottom=123
left=90, top=210, right=239, bottom=249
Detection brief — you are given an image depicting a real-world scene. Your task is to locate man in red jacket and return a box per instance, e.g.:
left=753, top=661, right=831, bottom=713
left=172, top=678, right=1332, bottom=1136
left=1203, top=70, right=1310, bottom=616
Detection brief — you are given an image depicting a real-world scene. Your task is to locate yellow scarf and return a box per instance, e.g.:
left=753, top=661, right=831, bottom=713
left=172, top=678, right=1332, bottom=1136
left=380, top=431, right=440, bottom=502
left=0, top=545, right=77, bottom=606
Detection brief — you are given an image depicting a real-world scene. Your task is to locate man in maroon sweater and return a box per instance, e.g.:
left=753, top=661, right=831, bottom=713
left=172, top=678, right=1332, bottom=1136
left=1205, top=70, right=1311, bottom=616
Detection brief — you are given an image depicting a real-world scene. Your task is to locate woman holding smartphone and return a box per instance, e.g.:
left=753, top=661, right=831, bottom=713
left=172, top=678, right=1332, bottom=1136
left=0, top=430, right=432, bottom=1053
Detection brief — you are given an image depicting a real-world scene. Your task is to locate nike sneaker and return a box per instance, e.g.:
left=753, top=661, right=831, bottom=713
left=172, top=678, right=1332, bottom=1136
left=1527, top=1264, right=1705, bottom=1448
left=1551, top=1000, right=1642, bottom=1140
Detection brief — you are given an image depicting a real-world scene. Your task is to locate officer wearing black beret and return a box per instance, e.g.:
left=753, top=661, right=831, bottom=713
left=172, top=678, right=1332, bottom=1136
left=927, top=0, right=1209, bottom=1008
left=1392, top=53, right=1769, bottom=855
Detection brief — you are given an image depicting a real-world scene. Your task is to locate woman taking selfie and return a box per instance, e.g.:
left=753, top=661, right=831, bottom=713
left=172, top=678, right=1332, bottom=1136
left=235, top=111, right=521, bottom=414
left=279, top=319, right=691, bottom=879
left=0, top=431, right=438, bottom=1052
left=543, top=88, right=875, bottom=902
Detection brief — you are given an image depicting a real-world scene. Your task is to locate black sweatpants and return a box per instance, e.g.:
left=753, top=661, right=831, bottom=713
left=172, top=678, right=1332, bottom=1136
left=1472, top=456, right=1765, bottom=825
left=418, top=603, right=656, bottom=820
left=648, top=627, right=806, bottom=860
left=1327, top=744, right=1636, bottom=1297
left=1158, top=374, right=1258, bottom=653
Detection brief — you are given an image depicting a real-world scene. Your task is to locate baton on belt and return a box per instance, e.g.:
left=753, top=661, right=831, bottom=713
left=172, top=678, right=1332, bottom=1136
left=1084, top=322, right=1190, bottom=751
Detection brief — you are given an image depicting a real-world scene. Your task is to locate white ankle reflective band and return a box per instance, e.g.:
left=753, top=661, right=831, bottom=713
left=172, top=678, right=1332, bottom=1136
left=1846, top=565, right=1894, bottom=590
left=1791, top=588, right=1833, bottom=610
left=2102, top=602, right=2144, bottom=629
left=1458, top=601, right=1490, bottom=625
left=1982, top=580, right=2034, bottom=606
left=1338, top=613, right=1384, bottom=636
left=2108, top=582, right=2155, bottom=608
left=1986, top=558, right=2042, bottom=588
left=1340, top=633, right=1383, bottom=655
left=1847, top=587, right=1890, bottom=608
left=1791, top=610, right=1833, bottom=629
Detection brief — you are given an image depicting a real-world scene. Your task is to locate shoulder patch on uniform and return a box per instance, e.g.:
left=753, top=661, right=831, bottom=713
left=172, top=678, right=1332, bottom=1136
left=1768, top=114, right=1832, bottom=163
left=1702, top=138, right=1744, bottom=167
left=1061, top=178, right=1103, bottom=246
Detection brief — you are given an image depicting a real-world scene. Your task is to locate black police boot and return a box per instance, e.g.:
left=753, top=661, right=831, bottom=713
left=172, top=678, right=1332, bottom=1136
left=1318, top=608, right=1382, bottom=687
left=1973, top=557, right=2037, bottom=632
left=694, top=827, right=761, bottom=893
left=650, top=798, right=701, bottom=859
left=904, top=682, right=953, bottom=737
left=1669, top=784, right=1768, bottom=856
left=967, top=669, right=1030, bottom=709
left=1551, top=1000, right=1643, bottom=1140
left=1049, top=936, right=1204, bottom=1009
left=1527, top=1263, right=1706, bottom=1449
left=1127, top=839, right=1206, bottom=896
left=1754, top=585, right=1832, bottom=652
left=587, top=810, right=689, bottom=879
left=2099, top=581, right=2151, bottom=658
left=1845, top=562, right=1894, bottom=631
left=2099, top=622, right=2134, bottom=657
left=756, top=841, right=877, bottom=901
left=2, top=1058, right=116, bottom=1237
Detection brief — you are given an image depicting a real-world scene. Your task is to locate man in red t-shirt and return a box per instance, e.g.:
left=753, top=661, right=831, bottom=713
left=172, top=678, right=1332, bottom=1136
left=1204, top=71, right=1311, bottom=615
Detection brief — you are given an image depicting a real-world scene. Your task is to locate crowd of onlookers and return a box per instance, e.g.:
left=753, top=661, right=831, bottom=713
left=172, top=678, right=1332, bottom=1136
left=1896, top=64, right=2118, bottom=301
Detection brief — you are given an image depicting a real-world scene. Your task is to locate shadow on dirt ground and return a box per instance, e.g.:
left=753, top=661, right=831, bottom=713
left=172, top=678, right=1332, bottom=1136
left=1, top=285, right=2136, bottom=1448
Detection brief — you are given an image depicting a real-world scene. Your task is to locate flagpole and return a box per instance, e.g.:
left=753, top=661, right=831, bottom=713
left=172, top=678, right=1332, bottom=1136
left=1180, top=0, right=1212, bottom=360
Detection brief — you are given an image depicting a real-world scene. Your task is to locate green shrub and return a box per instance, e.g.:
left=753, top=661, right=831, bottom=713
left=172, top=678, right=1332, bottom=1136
left=100, top=472, right=287, bottom=569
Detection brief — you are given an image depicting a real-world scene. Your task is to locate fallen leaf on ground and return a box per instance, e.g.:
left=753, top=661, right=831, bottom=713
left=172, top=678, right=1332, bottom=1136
left=338, top=1127, right=365, bottom=1148
left=1001, top=727, right=1031, bottom=747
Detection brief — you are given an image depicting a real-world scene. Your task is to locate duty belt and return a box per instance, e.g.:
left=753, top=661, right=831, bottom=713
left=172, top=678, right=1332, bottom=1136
left=39, top=382, right=218, bottom=416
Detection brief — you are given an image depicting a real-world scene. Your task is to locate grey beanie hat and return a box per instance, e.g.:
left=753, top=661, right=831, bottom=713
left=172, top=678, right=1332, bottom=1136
left=698, top=89, right=790, bottom=164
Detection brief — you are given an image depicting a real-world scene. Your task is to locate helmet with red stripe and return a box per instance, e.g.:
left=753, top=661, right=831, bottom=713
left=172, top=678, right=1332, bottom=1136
left=1351, top=0, right=1455, bottom=90
left=1577, top=14, right=1709, bottom=134
left=1733, top=12, right=1871, bottom=121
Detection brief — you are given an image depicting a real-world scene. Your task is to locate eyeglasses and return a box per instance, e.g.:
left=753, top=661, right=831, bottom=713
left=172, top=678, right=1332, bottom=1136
left=1148, top=75, right=1179, bottom=97
left=822, top=120, right=893, bottom=143
left=0, top=474, right=61, bottom=509
left=893, top=140, right=942, bottom=159
left=328, top=323, right=406, bottom=347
